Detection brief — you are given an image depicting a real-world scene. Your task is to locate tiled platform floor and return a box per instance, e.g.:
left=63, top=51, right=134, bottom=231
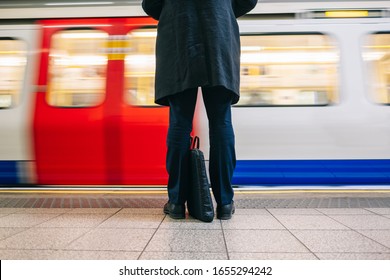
left=0, top=190, right=390, bottom=260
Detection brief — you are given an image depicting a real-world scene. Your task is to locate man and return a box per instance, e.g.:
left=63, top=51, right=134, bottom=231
left=142, top=0, right=257, bottom=220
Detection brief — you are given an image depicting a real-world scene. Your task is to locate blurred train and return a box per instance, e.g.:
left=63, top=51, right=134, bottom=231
left=0, top=0, right=390, bottom=187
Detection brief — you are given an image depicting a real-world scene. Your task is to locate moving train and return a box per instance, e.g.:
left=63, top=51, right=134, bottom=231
left=0, top=0, right=390, bottom=187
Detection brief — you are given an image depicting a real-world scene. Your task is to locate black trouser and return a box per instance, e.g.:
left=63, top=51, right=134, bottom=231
left=166, top=86, right=236, bottom=206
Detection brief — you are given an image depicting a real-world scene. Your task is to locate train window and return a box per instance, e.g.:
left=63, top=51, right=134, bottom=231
left=238, top=34, right=339, bottom=106
left=363, top=33, right=390, bottom=105
left=0, top=39, right=26, bottom=109
left=125, top=28, right=157, bottom=106
left=47, top=30, right=108, bottom=107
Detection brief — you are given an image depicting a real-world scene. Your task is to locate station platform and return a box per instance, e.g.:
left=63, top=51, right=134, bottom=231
left=0, top=188, right=389, bottom=260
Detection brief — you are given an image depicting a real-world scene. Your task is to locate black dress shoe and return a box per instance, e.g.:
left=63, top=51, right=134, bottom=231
left=163, top=202, right=185, bottom=219
left=216, top=201, right=235, bottom=220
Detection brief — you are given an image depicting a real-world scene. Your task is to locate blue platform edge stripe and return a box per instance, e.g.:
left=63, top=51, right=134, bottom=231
left=0, top=161, right=19, bottom=184
left=232, top=159, right=390, bottom=186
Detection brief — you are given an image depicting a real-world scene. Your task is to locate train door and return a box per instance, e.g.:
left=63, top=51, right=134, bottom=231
left=33, top=19, right=111, bottom=185
left=0, top=25, right=38, bottom=184
left=33, top=18, right=168, bottom=185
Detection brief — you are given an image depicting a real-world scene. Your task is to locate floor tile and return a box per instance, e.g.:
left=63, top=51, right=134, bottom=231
left=98, top=214, right=164, bottom=229
left=0, top=208, right=22, bottom=214
left=366, top=208, right=390, bottom=215
left=357, top=230, right=390, bottom=248
left=66, top=228, right=155, bottom=251
left=145, top=229, right=226, bottom=253
left=316, top=253, right=390, bottom=260
left=18, top=208, right=72, bottom=214
left=50, top=250, right=140, bottom=260
left=0, top=201, right=388, bottom=261
left=67, top=208, right=121, bottom=214
left=0, top=249, right=57, bottom=260
left=316, top=208, right=374, bottom=215
left=224, top=230, right=309, bottom=253
left=0, top=213, right=60, bottom=227
left=234, top=209, right=272, bottom=215
left=329, top=215, right=390, bottom=230
left=37, top=213, right=112, bottom=228
left=0, top=228, right=28, bottom=240
left=140, top=252, right=228, bottom=260
left=275, top=215, right=348, bottom=230
left=118, top=208, right=164, bottom=215
left=268, top=209, right=322, bottom=215
left=0, top=227, right=91, bottom=249
left=160, top=216, right=221, bottom=230
left=221, top=215, right=284, bottom=230
left=291, top=230, right=390, bottom=253
left=229, top=252, right=318, bottom=260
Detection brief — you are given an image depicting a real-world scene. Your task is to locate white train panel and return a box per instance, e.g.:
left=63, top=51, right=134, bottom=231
left=0, top=25, right=38, bottom=183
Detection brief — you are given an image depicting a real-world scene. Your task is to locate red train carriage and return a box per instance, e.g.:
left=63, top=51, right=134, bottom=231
left=33, top=17, right=169, bottom=185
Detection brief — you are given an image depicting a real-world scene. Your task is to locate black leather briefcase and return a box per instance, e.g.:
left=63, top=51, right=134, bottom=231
left=187, top=136, right=214, bottom=222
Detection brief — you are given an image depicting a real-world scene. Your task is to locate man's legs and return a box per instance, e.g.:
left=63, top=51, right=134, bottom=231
left=166, top=88, right=198, bottom=205
left=202, top=86, right=236, bottom=207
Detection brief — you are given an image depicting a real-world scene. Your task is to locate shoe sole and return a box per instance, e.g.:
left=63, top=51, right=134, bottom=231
left=217, top=214, right=232, bottom=220
left=168, top=213, right=185, bottom=219
left=217, top=208, right=235, bottom=220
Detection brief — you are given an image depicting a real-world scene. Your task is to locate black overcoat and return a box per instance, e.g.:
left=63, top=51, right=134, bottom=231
left=142, top=0, right=257, bottom=106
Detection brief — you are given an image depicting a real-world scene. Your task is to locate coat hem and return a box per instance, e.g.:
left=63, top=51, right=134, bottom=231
left=155, top=85, right=240, bottom=106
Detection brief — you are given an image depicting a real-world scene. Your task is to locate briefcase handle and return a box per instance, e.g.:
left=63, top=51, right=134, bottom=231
left=190, top=136, right=200, bottom=150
